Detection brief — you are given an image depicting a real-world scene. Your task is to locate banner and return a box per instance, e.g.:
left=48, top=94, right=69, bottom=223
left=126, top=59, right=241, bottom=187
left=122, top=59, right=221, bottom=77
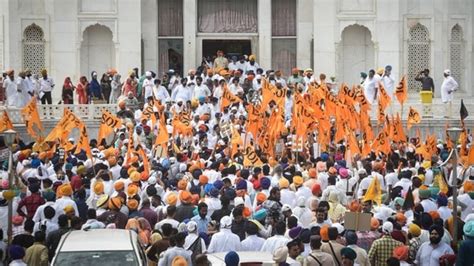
left=395, top=75, right=407, bottom=105
left=243, top=144, right=263, bottom=167
left=221, top=84, right=242, bottom=111
left=407, top=106, right=421, bottom=129
left=98, top=109, right=122, bottom=143
left=0, top=111, right=14, bottom=132
left=20, top=98, right=43, bottom=139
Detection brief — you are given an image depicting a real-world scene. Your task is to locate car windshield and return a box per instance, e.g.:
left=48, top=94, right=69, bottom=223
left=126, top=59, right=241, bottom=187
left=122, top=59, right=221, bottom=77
left=54, top=250, right=139, bottom=266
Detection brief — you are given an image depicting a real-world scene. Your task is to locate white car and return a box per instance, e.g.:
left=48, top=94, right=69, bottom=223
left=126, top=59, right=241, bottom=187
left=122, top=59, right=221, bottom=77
left=51, top=229, right=147, bottom=266
left=207, top=251, right=289, bottom=266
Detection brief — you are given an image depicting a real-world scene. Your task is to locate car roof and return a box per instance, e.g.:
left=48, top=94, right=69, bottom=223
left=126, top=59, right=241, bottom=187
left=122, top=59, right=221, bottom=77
left=207, top=252, right=278, bottom=265
left=58, top=229, right=137, bottom=252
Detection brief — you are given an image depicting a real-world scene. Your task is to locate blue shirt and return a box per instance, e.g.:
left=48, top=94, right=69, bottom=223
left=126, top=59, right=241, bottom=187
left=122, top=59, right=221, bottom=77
left=191, top=215, right=210, bottom=234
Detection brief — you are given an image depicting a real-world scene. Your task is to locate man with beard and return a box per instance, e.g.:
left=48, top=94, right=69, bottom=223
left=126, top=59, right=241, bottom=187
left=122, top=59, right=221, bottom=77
left=415, top=225, right=454, bottom=266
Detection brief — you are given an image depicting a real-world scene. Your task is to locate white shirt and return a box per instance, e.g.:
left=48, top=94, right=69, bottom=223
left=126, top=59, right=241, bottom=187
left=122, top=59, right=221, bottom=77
left=39, top=77, right=55, bottom=92
left=54, top=196, right=79, bottom=216
left=241, top=234, right=265, bottom=251
left=33, top=219, right=59, bottom=236
left=184, top=233, right=207, bottom=253
left=383, top=74, right=396, bottom=96
left=171, top=85, right=191, bottom=102
left=193, top=84, right=211, bottom=99
left=32, top=201, right=57, bottom=223
left=153, top=85, right=170, bottom=102
left=416, top=242, right=454, bottom=266
left=245, top=62, right=260, bottom=74
left=154, top=218, right=179, bottom=230
left=420, top=199, right=437, bottom=213
left=280, top=189, right=296, bottom=208
left=440, top=76, right=458, bottom=103
left=203, top=197, right=221, bottom=217
left=260, top=235, right=289, bottom=253
left=208, top=228, right=241, bottom=253
left=143, top=78, right=154, bottom=99
left=363, top=76, right=379, bottom=104
left=4, top=77, right=17, bottom=106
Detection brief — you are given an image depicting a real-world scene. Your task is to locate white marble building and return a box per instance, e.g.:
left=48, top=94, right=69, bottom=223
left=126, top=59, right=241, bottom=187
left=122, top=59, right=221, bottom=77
left=0, top=0, right=473, bottom=101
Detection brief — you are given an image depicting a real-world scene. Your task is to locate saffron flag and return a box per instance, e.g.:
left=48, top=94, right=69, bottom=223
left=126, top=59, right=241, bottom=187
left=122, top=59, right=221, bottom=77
left=155, top=116, right=169, bottom=147
left=407, top=106, right=420, bottom=129
left=138, top=146, right=150, bottom=175
left=45, top=108, right=82, bottom=142
left=75, top=124, right=92, bottom=158
left=395, top=75, right=407, bottom=105
left=0, top=111, right=14, bottom=132
left=221, top=85, right=242, bottom=111
left=378, top=82, right=391, bottom=110
left=98, top=109, right=122, bottom=144
left=468, top=145, right=474, bottom=166
left=20, top=98, right=43, bottom=139
left=363, top=176, right=382, bottom=205
left=243, top=144, right=263, bottom=167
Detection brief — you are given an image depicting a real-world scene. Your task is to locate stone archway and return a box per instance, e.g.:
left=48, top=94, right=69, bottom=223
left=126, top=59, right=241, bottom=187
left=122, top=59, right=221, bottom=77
left=80, top=24, right=115, bottom=77
left=338, top=24, right=374, bottom=85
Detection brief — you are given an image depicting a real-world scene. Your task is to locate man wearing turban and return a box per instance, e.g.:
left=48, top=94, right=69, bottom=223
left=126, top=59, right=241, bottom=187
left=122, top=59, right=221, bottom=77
left=415, top=225, right=454, bottom=265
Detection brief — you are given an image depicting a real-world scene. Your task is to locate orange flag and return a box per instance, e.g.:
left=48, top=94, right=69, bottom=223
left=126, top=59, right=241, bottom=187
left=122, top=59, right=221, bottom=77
left=75, top=123, right=92, bottom=158
left=98, top=109, right=122, bottom=144
left=155, top=117, right=169, bottom=147
left=138, top=146, right=150, bottom=175
left=347, top=130, right=361, bottom=155
left=45, top=108, right=82, bottom=142
left=231, top=125, right=243, bottom=158
left=243, top=144, right=263, bottom=167
left=378, top=82, right=391, bottom=110
left=0, top=111, right=14, bottom=132
left=392, top=113, right=406, bottom=143
left=20, top=98, right=43, bottom=139
left=221, top=84, right=242, bottom=111
left=468, top=146, right=474, bottom=166
left=363, top=176, right=382, bottom=205
left=407, top=106, right=421, bottom=129
left=372, top=131, right=391, bottom=155
left=395, top=75, right=407, bottom=105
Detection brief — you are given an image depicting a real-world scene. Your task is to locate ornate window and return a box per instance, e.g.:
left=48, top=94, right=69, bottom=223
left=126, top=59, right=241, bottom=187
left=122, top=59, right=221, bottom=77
left=408, top=23, right=430, bottom=91
left=23, top=24, right=45, bottom=75
left=450, top=24, right=463, bottom=89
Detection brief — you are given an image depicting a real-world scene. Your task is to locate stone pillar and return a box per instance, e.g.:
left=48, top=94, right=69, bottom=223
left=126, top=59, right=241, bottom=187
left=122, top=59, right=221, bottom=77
left=183, top=0, right=197, bottom=72
left=258, top=0, right=272, bottom=69
left=296, top=0, right=312, bottom=70
left=313, top=0, right=337, bottom=76
left=141, top=0, right=158, bottom=72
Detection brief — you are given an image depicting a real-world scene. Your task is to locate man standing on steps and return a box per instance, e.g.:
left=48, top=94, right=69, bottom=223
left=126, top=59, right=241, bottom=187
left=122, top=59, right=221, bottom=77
left=415, top=68, right=435, bottom=96
left=440, top=69, right=458, bottom=118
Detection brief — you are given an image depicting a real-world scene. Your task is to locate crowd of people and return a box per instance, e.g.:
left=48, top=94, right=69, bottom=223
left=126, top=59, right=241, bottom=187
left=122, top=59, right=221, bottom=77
left=0, top=50, right=472, bottom=266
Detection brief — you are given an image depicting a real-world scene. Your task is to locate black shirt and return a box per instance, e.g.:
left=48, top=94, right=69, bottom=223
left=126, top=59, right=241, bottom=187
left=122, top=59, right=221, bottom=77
left=415, top=76, right=435, bottom=92
left=12, top=233, right=34, bottom=249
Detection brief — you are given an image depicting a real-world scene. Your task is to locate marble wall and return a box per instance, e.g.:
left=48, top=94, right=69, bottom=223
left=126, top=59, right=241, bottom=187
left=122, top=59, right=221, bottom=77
left=0, top=0, right=472, bottom=102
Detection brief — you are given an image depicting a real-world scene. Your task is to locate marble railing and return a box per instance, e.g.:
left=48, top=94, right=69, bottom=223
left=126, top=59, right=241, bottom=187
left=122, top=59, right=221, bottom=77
left=0, top=104, right=119, bottom=124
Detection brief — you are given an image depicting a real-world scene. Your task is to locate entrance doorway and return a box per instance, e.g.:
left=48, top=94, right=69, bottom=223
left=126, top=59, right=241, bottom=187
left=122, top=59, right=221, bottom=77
left=202, top=40, right=251, bottom=60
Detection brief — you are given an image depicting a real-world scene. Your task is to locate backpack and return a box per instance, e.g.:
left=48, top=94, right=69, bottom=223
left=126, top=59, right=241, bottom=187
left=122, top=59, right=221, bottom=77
left=187, top=236, right=202, bottom=264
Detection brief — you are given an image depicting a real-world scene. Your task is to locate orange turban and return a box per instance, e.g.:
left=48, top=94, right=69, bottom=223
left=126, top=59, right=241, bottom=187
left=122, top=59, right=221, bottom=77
left=464, top=181, right=474, bottom=193
left=60, top=184, right=73, bottom=196
left=429, top=210, right=440, bottom=220
left=93, top=182, right=104, bottom=195
left=199, top=175, right=209, bottom=185
left=130, top=171, right=140, bottom=182
left=127, top=184, right=138, bottom=197
left=108, top=156, right=117, bottom=166
left=396, top=213, right=407, bottom=223
left=127, top=199, right=139, bottom=210
left=371, top=217, right=380, bottom=230
left=108, top=197, right=122, bottom=210
left=167, top=193, right=178, bottom=206
left=256, top=192, right=267, bottom=203
left=243, top=207, right=251, bottom=218
left=293, top=176, right=303, bottom=186
left=308, top=168, right=317, bottom=179
left=177, top=179, right=188, bottom=191
left=127, top=167, right=136, bottom=176
left=114, top=181, right=124, bottom=191
left=320, top=225, right=329, bottom=241
left=180, top=191, right=192, bottom=204
left=392, top=245, right=409, bottom=261
left=348, top=200, right=360, bottom=212
left=140, top=172, right=149, bottom=181
left=279, top=178, right=289, bottom=189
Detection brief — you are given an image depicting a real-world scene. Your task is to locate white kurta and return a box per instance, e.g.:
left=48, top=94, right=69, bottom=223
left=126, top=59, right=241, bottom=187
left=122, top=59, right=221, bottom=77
left=241, top=235, right=265, bottom=251
left=363, top=77, right=379, bottom=105
left=4, top=78, right=18, bottom=107
left=260, top=235, right=289, bottom=253
left=207, top=228, right=241, bottom=253
left=440, top=76, right=458, bottom=103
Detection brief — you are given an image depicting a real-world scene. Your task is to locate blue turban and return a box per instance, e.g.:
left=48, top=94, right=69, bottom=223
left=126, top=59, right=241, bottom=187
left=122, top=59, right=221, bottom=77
left=225, top=251, right=240, bottom=266
left=321, top=152, right=329, bottom=162
left=210, top=187, right=220, bottom=198
left=31, top=159, right=41, bottom=169
left=260, top=177, right=271, bottom=189
left=204, top=184, right=214, bottom=195
left=437, top=195, right=448, bottom=206
left=252, top=209, right=267, bottom=221
left=213, top=180, right=224, bottom=190
left=463, top=220, right=474, bottom=237
left=236, top=180, right=247, bottom=190
left=9, top=245, right=25, bottom=260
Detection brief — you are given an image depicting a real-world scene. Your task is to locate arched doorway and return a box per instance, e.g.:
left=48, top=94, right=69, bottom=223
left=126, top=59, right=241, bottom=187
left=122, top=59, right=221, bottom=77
left=338, top=25, right=374, bottom=85
left=80, top=24, right=115, bottom=78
